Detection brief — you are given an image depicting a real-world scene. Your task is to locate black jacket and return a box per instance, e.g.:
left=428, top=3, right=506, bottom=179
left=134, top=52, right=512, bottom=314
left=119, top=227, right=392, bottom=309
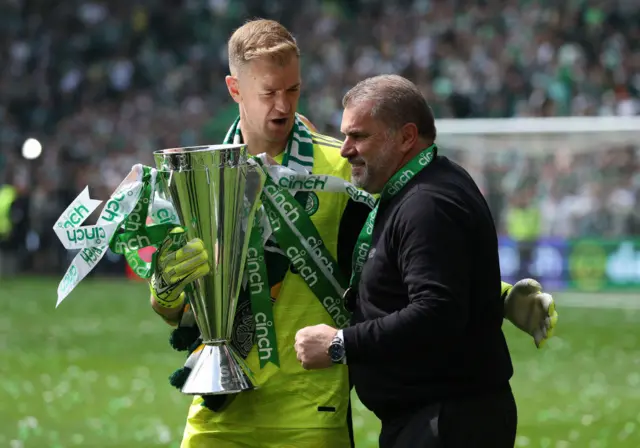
left=343, top=155, right=513, bottom=422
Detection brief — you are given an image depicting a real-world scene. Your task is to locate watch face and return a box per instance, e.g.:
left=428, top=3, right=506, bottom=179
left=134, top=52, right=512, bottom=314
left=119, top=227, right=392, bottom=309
left=329, top=343, right=345, bottom=362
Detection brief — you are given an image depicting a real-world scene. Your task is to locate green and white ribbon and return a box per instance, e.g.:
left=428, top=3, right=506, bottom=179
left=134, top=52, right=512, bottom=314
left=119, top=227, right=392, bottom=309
left=349, top=144, right=437, bottom=290
left=224, top=115, right=377, bottom=367
left=209, top=114, right=384, bottom=368
left=225, top=115, right=316, bottom=368
left=237, top=154, right=381, bottom=368
left=244, top=215, right=279, bottom=367
left=53, top=164, right=179, bottom=307
left=255, top=156, right=377, bottom=209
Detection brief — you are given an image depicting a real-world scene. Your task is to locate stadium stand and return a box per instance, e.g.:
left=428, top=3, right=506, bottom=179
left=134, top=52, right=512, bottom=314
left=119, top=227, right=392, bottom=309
left=0, top=0, right=638, bottom=275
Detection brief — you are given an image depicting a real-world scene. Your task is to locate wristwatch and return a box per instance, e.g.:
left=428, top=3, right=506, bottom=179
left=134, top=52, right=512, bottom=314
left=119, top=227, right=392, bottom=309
left=328, top=329, right=347, bottom=364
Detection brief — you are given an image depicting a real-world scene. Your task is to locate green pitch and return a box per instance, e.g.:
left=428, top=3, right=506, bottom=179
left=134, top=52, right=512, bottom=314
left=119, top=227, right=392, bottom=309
left=1, top=278, right=640, bottom=447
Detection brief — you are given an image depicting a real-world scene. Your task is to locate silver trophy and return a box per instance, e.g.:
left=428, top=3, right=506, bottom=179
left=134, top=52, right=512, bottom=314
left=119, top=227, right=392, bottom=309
left=153, top=144, right=265, bottom=395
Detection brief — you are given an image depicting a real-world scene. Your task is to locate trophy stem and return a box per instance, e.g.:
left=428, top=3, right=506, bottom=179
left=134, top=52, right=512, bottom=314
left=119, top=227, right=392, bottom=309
left=181, top=343, right=257, bottom=395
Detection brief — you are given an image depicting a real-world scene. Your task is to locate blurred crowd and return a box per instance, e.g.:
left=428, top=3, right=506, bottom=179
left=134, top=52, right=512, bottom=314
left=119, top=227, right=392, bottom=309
left=0, top=0, right=639, bottom=275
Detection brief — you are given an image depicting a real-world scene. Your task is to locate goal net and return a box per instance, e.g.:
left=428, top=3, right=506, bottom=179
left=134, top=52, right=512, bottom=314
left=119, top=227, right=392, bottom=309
left=434, top=116, right=640, bottom=294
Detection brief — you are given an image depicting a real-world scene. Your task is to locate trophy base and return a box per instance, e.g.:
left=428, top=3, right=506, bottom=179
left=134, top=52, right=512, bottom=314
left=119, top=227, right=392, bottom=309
left=181, top=343, right=257, bottom=395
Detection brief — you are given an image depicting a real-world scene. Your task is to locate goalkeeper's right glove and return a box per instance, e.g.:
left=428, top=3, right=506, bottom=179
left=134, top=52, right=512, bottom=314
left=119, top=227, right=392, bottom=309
left=150, top=227, right=210, bottom=309
left=504, top=279, right=558, bottom=348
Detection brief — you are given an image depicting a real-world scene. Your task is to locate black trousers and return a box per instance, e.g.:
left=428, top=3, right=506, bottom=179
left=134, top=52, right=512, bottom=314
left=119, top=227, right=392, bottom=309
left=379, top=387, right=517, bottom=448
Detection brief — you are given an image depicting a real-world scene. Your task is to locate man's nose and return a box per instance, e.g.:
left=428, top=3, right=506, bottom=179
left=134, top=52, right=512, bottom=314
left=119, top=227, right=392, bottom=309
left=274, top=93, right=290, bottom=114
left=340, top=138, right=354, bottom=159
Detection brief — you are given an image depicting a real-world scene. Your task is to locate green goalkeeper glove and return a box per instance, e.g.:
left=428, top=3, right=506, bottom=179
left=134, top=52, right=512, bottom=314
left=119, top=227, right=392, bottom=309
left=150, top=227, right=210, bottom=309
left=503, top=279, right=558, bottom=348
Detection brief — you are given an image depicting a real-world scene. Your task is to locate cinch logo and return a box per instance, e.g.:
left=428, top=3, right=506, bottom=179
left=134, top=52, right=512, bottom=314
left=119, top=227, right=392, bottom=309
left=322, top=296, right=350, bottom=327
left=59, top=205, right=91, bottom=229
left=265, top=185, right=300, bottom=224
left=286, top=246, right=318, bottom=287
left=126, top=252, right=149, bottom=278
left=278, top=175, right=328, bottom=191
left=101, top=192, right=128, bottom=222
left=80, top=246, right=104, bottom=266
left=353, top=242, right=370, bottom=274
left=365, top=209, right=377, bottom=235
left=154, top=208, right=177, bottom=224
left=418, top=151, right=434, bottom=166
left=247, top=247, right=265, bottom=295
left=123, top=197, right=149, bottom=231
left=306, top=236, right=334, bottom=274
left=66, top=227, right=107, bottom=245
left=346, top=185, right=376, bottom=209
left=114, top=234, right=152, bottom=253
left=266, top=208, right=281, bottom=233
left=386, top=169, right=414, bottom=195
left=255, top=312, right=274, bottom=361
left=60, top=265, right=78, bottom=293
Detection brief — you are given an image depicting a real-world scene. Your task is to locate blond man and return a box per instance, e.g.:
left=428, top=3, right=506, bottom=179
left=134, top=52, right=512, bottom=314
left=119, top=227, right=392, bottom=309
left=150, top=19, right=365, bottom=448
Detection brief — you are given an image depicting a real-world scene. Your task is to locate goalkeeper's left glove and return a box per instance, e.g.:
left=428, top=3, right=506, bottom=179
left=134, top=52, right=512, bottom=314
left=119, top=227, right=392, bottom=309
left=150, top=227, right=210, bottom=310
left=503, top=279, right=558, bottom=348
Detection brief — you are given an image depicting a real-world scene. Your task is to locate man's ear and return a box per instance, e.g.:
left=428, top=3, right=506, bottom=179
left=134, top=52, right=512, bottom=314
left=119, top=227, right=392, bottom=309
left=399, top=123, right=419, bottom=155
left=225, top=75, right=241, bottom=104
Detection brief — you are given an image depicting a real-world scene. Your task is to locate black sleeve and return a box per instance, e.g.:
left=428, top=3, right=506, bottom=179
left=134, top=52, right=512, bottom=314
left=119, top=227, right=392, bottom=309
left=337, top=198, right=370, bottom=280
left=343, top=189, right=471, bottom=362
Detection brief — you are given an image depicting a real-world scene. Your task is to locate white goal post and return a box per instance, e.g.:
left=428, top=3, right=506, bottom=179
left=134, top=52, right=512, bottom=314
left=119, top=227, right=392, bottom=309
left=435, top=116, right=640, bottom=153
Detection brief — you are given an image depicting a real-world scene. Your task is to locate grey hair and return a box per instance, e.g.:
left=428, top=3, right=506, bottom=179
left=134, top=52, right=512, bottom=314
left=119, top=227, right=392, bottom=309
left=342, top=74, right=436, bottom=140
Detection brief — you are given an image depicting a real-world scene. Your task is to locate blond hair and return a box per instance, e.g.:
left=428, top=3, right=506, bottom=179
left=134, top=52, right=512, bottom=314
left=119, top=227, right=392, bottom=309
left=228, top=19, right=300, bottom=74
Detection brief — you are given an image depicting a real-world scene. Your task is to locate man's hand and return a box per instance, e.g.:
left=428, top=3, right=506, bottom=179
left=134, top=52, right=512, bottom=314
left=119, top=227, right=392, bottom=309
left=294, top=324, right=337, bottom=370
left=150, top=227, right=210, bottom=312
left=504, top=279, right=558, bottom=348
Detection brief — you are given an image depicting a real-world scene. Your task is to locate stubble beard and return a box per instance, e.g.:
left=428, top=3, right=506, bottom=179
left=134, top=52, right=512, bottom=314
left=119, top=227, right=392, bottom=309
left=351, top=141, right=396, bottom=193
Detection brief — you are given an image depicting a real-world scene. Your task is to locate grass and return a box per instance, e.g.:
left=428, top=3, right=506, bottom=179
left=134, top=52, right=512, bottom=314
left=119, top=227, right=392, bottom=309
left=1, top=277, right=640, bottom=447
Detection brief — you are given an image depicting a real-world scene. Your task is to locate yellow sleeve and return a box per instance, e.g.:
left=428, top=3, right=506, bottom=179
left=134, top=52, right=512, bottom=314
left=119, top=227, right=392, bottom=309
left=297, top=113, right=318, bottom=132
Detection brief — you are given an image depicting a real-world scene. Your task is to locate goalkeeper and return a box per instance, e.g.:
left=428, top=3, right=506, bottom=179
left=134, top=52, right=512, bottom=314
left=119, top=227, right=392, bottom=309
left=148, top=19, right=558, bottom=448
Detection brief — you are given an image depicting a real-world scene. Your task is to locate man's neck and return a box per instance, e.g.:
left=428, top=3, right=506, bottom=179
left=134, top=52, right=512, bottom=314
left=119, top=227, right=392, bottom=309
left=240, top=126, right=288, bottom=159
left=393, top=147, right=421, bottom=174
left=245, top=136, right=286, bottom=158
left=396, top=140, right=435, bottom=171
